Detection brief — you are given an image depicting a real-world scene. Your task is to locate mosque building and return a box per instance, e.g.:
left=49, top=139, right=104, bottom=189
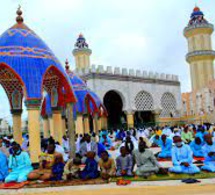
left=72, top=35, right=182, bottom=128
left=182, top=6, right=215, bottom=123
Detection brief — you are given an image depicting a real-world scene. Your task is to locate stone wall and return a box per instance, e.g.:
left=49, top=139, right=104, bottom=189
left=76, top=65, right=182, bottom=118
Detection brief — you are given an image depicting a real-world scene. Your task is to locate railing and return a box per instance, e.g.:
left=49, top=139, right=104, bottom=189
left=184, top=23, right=214, bottom=34
left=186, top=50, right=215, bottom=61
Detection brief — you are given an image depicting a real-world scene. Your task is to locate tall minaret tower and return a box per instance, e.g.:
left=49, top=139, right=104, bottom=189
left=72, top=34, right=92, bottom=70
left=184, top=6, right=215, bottom=91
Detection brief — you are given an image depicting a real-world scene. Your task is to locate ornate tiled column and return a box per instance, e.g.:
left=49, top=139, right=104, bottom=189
left=67, top=103, right=76, bottom=158
left=84, top=114, right=90, bottom=134
left=61, top=115, right=66, bottom=136
left=93, top=113, right=99, bottom=134
left=97, top=117, right=102, bottom=131
left=49, top=116, right=54, bottom=138
left=11, top=109, right=23, bottom=145
left=42, top=116, right=50, bottom=138
left=26, top=100, right=41, bottom=164
left=52, top=108, right=63, bottom=144
left=101, top=116, right=108, bottom=129
left=76, top=114, right=84, bottom=135
left=126, top=111, right=134, bottom=128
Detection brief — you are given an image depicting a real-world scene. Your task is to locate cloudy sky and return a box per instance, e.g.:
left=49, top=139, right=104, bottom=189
left=0, top=0, right=214, bottom=122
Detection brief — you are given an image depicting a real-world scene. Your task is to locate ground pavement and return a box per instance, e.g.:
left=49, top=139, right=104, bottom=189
left=1, top=179, right=215, bottom=195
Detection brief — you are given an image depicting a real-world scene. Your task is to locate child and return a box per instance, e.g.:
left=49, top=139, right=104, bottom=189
left=64, top=157, right=81, bottom=180
left=50, top=153, right=65, bottom=181
left=80, top=152, right=99, bottom=180
left=99, top=151, right=116, bottom=180
left=116, top=146, right=133, bottom=177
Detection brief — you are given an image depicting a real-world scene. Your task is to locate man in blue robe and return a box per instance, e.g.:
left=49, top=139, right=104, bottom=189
left=158, top=134, right=172, bottom=158
left=189, top=137, right=204, bottom=157
left=162, top=126, right=173, bottom=137
left=169, top=136, right=200, bottom=174
left=99, top=134, right=112, bottom=150
left=116, top=129, right=126, bottom=141
left=0, top=151, right=8, bottom=182
left=149, top=135, right=160, bottom=147
left=195, top=126, right=209, bottom=143
left=5, top=142, right=33, bottom=183
left=201, top=134, right=215, bottom=172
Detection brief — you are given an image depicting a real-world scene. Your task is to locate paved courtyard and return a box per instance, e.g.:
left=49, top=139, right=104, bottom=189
left=1, top=179, right=215, bottom=195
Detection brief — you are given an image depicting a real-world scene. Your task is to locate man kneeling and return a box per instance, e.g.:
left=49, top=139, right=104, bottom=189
left=169, top=136, right=200, bottom=174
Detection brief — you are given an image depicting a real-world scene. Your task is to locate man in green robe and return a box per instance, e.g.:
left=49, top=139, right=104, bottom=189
left=132, top=140, right=161, bottom=177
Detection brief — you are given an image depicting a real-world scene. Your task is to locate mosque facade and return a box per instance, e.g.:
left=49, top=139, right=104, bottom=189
left=182, top=7, right=215, bottom=124
left=72, top=35, right=182, bottom=128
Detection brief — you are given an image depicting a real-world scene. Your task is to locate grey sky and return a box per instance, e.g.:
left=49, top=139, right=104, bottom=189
left=0, top=0, right=214, bottom=121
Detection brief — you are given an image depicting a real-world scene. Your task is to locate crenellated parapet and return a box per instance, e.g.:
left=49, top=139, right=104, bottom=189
left=75, top=64, right=179, bottom=82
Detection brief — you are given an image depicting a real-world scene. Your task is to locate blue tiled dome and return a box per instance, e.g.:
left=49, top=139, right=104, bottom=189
left=42, top=65, right=105, bottom=117
left=0, top=9, right=73, bottom=100
left=66, top=69, right=102, bottom=114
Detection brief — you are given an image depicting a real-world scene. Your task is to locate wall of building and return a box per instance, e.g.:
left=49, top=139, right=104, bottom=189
left=77, top=65, right=182, bottom=118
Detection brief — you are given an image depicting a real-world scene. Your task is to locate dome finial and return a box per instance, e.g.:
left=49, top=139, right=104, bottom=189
left=65, top=59, right=70, bottom=71
left=16, top=5, right=24, bottom=23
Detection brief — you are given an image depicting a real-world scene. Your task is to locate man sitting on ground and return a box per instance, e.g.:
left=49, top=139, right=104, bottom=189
left=189, top=137, right=204, bottom=157
left=201, top=134, right=215, bottom=172
left=132, top=140, right=161, bottom=178
left=99, top=151, right=116, bottom=180
left=181, top=126, right=194, bottom=144
left=169, top=136, right=200, bottom=174
left=28, top=143, right=61, bottom=181
left=79, top=134, right=98, bottom=163
left=116, top=146, right=133, bottom=177
left=158, top=134, right=172, bottom=159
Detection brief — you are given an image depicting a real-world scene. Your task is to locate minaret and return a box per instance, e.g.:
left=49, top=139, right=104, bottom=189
left=72, top=34, right=92, bottom=70
left=184, top=6, right=215, bottom=91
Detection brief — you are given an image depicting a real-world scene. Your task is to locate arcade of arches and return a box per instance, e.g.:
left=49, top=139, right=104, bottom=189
left=103, top=90, right=178, bottom=129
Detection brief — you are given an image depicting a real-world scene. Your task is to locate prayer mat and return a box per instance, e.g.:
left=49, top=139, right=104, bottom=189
left=157, top=158, right=171, bottom=162
left=194, top=157, right=205, bottom=161
left=110, top=171, right=215, bottom=182
left=0, top=181, right=29, bottom=189
left=25, top=178, right=108, bottom=188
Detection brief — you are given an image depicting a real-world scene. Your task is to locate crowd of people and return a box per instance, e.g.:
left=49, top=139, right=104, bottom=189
left=1, top=124, right=215, bottom=183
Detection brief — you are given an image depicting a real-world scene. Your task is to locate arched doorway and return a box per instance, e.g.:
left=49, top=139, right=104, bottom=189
left=134, top=90, right=155, bottom=127
left=103, top=90, right=124, bottom=129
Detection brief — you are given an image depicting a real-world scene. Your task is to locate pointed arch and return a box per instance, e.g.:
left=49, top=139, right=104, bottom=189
left=42, top=65, right=76, bottom=107
left=0, top=63, right=26, bottom=109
